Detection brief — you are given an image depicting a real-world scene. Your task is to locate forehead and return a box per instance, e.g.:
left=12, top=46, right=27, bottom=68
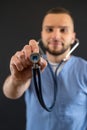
left=42, top=13, right=74, bottom=28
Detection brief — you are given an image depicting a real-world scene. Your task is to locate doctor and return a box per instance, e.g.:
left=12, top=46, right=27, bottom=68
left=3, top=7, right=87, bottom=130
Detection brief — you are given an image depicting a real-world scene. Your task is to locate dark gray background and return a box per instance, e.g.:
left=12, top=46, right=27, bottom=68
left=0, top=0, right=87, bottom=130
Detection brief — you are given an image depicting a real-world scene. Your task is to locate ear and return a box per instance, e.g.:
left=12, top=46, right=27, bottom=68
left=71, top=32, right=76, bottom=45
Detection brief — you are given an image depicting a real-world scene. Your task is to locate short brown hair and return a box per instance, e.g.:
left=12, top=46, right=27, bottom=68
left=43, top=7, right=74, bottom=25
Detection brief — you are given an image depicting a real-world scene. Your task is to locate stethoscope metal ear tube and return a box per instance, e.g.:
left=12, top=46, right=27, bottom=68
left=63, top=38, right=79, bottom=61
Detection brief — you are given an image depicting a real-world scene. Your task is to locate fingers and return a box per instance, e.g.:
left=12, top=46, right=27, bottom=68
left=10, top=51, right=30, bottom=71
left=10, top=39, right=47, bottom=74
left=39, top=57, right=47, bottom=71
left=10, top=39, right=40, bottom=72
left=28, top=40, right=47, bottom=71
left=22, top=39, right=39, bottom=60
left=29, top=39, right=39, bottom=53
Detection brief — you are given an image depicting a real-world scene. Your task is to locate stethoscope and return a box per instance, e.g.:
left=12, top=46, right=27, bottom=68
left=30, top=38, right=79, bottom=112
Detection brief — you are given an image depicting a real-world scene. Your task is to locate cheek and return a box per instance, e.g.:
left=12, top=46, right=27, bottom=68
left=64, top=36, right=73, bottom=44
left=41, top=31, right=50, bottom=40
left=42, top=32, right=47, bottom=39
left=41, top=34, right=48, bottom=44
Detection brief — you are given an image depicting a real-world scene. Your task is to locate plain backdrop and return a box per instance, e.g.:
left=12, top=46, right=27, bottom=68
left=0, top=0, right=87, bottom=130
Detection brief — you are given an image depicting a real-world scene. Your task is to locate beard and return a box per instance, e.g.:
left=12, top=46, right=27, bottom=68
left=43, top=43, right=71, bottom=56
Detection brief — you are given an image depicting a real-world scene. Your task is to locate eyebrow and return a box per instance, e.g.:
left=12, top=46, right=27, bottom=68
left=43, top=25, right=69, bottom=29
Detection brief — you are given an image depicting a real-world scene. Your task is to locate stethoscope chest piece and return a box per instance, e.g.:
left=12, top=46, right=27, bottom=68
left=30, top=53, right=40, bottom=64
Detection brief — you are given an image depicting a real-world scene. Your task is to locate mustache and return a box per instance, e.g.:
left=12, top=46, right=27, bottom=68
left=48, top=39, right=64, bottom=46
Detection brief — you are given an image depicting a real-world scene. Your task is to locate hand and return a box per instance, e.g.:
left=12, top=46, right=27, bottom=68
left=10, top=39, right=47, bottom=82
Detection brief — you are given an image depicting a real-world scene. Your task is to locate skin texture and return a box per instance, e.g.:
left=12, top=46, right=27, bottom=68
left=3, top=13, right=76, bottom=99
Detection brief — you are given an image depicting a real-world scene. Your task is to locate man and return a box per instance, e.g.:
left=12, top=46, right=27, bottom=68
left=3, top=7, right=87, bottom=130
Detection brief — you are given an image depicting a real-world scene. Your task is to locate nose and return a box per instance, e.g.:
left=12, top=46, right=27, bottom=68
left=51, top=29, right=61, bottom=39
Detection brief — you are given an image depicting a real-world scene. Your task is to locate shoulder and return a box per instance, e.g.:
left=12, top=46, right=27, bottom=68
left=71, top=55, right=87, bottom=65
left=70, top=56, right=87, bottom=73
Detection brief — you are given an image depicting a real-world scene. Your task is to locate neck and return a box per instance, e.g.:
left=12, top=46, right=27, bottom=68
left=46, top=49, right=70, bottom=63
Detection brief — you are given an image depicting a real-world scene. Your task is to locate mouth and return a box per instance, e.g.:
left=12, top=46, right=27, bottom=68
left=49, top=42, right=63, bottom=47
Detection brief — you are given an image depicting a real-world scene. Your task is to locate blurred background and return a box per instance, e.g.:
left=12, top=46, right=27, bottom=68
left=0, top=0, right=87, bottom=130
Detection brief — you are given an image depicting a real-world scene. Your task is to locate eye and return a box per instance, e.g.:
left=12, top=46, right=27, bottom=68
left=60, top=27, right=68, bottom=33
left=46, top=28, right=53, bottom=32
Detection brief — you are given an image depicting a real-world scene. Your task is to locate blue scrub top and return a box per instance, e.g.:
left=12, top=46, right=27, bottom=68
left=25, top=56, right=87, bottom=130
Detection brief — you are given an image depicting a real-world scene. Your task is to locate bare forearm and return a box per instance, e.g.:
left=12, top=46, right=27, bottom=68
left=3, top=75, right=31, bottom=99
